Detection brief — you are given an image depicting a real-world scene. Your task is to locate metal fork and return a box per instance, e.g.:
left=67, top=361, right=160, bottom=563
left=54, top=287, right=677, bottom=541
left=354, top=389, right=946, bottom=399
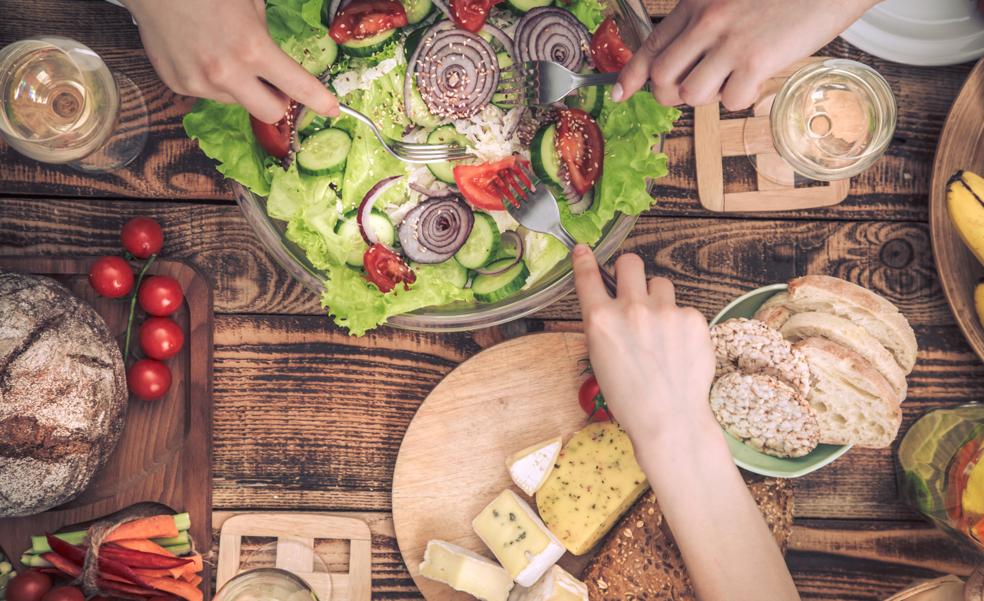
left=339, top=104, right=473, bottom=164
left=494, top=161, right=619, bottom=296
left=502, top=61, right=620, bottom=107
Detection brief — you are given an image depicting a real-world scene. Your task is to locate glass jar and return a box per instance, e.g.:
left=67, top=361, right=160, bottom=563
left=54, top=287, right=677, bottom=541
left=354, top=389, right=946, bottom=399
left=898, top=404, right=984, bottom=552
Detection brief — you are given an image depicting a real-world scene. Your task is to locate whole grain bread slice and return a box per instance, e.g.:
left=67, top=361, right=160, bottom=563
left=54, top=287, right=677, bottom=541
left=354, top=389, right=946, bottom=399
left=780, top=311, right=908, bottom=403
left=794, top=337, right=901, bottom=448
left=582, top=478, right=792, bottom=601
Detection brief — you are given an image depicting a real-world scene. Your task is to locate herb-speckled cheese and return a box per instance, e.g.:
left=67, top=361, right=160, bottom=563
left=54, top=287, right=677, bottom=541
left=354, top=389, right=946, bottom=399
left=472, top=489, right=566, bottom=587
left=535, top=422, right=649, bottom=555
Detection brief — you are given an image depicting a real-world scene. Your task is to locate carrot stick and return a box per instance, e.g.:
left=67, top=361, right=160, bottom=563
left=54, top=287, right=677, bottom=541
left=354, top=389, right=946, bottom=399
left=105, top=516, right=180, bottom=542
left=40, top=553, right=81, bottom=578
left=114, top=539, right=177, bottom=557
left=143, top=576, right=203, bottom=601
left=184, top=575, right=202, bottom=587
left=132, top=568, right=176, bottom=579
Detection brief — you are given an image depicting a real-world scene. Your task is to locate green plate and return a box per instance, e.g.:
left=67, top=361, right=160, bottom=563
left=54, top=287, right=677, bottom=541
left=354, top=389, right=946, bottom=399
left=710, top=284, right=852, bottom=479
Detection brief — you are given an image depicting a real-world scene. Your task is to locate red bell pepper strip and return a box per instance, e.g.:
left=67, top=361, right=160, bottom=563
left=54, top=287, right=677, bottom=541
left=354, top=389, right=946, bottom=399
left=100, top=544, right=192, bottom=569
left=40, top=553, right=82, bottom=578
left=45, top=534, right=86, bottom=565
left=98, top=555, right=152, bottom=587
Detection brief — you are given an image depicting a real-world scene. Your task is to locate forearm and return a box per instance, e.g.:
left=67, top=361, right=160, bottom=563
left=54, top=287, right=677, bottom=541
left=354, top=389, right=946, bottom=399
left=633, top=421, right=800, bottom=601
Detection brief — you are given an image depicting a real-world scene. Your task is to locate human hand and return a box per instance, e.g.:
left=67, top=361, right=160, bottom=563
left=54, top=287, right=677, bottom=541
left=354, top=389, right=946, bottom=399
left=572, top=246, right=717, bottom=449
left=613, top=0, right=878, bottom=110
left=122, top=0, right=339, bottom=123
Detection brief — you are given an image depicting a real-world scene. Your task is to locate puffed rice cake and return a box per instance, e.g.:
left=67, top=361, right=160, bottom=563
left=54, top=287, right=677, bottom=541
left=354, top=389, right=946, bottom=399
left=711, top=317, right=811, bottom=398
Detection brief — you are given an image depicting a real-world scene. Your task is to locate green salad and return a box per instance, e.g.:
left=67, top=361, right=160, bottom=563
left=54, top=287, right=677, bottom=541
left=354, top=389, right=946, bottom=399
left=185, top=0, right=679, bottom=335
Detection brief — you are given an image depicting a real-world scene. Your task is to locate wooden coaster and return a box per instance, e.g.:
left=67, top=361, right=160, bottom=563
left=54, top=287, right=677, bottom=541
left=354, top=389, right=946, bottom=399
left=694, top=57, right=850, bottom=212
left=216, top=513, right=371, bottom=601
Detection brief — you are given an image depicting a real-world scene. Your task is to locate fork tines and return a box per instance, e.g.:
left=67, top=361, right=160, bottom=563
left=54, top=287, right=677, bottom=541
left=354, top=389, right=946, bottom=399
left=493, top=64, right=524, bottom=108
left=493, top=161, right=538, bottom=207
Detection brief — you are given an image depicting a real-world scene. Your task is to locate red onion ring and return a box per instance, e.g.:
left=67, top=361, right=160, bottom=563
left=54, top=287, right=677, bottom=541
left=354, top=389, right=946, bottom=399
left=557, top=162, right=594, bottom=213
left=358, top=175, right=403, bottom=245
left=475, top=230, right=525, bottom=275
left=415, top=27, right=499, bottom=119
left=404, top=21, right=456, bottom=123
left=515, top=8, right=590, bottom=72
left=398, top=196, right=475, bottom=263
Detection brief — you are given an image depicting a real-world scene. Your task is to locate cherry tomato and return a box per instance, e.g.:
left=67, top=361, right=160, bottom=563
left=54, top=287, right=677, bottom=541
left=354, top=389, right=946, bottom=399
left=139, top=317, right=185, bottom=360
left=590, top=17, right=633, bottom=73
left=138, top=275, right=184, bottom=317
left=449, top=0, right=498, bottom=33
left=363, top=243, right=416, bottom=293
left=329, top=0, right=408, bottom=43
left=127, top=358, right=172, bottom=401
left=5, top=571, right=53, bottom=601
left=249, top=101, right=298, bottom=160
left=88, top=256, right=134, bottom=298
left=556, top=108, right=604, bottom=196
left=453, top=156, right=529, bottom=211
left=40, top=588, right=83, bottom=601
left=578, top=375, right=610, bottom=422
left=121, top=217, right=164, bottom=259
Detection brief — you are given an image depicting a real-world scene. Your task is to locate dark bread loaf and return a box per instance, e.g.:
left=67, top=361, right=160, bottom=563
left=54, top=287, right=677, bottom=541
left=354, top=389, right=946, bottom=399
left=0, top=272, right=127, bottom=517
left=582, top=478, right=793, bottom=600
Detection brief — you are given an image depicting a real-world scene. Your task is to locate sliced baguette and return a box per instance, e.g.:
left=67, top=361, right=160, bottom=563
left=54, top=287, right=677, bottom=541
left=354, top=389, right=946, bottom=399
left=794, top=337, right=902, bottom=448
left=780, top=312, right=908, bottom=403
left=784, top=276, right=917, bottom=373
left=753, top=292, right=793, bottom=330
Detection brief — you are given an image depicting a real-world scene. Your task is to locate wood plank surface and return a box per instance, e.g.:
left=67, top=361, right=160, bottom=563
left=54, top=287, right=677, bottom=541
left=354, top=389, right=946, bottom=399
left=0, top=1, right=973, bottom=224
left=206, top=512, right=979, bottom=601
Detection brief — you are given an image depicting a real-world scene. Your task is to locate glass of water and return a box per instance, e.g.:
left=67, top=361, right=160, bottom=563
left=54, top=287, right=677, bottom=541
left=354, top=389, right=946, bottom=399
left=214, top=568, right=322, bottom=601
left=0, top=36, right=148, bottom=172
left=746, top=58, right=897, bottom=183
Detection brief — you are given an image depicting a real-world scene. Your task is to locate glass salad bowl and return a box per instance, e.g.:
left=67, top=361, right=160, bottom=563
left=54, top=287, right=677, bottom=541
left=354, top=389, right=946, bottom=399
left=234, top=0, right=658, bottom=332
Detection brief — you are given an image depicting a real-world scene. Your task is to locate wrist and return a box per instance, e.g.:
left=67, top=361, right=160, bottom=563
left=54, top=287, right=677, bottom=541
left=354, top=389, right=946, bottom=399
left=626, top=410, right=726, bottom=467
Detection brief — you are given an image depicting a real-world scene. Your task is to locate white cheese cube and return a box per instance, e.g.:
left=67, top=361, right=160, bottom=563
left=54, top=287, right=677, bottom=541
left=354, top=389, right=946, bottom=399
left=418, top=540, right=514, bottom=601
left=472, top=489, right=566, bottom=587
left=508, top=565, right=588, bottom=601
left=506, top=436, right=563, bottom=496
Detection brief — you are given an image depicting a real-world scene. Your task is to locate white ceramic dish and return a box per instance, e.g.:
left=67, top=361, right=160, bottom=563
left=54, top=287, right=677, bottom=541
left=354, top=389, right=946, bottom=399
left=840, top=0, right=984, bottom=67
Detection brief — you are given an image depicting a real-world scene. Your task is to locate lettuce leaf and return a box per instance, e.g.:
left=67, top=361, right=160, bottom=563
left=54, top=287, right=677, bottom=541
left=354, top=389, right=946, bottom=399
left=267, top=0, right=324, bottom=42
left=559, top=90, right=680, bottom=244
left=341, top=123, right=409, bottom=211
left=183, top=100, right=273, bottom=196
left=559, top=0, right=605, bottom=32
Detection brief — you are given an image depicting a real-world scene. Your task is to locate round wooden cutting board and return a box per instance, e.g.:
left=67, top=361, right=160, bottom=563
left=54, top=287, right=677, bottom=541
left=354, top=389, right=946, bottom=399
left=393, top=332, right=593, bottom=601
left=930, top=58, right=984, bottom=363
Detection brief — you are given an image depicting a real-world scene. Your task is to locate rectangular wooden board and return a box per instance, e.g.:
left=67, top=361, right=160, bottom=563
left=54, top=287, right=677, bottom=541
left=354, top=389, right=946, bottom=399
left=0, top=256, right=214, bottom=599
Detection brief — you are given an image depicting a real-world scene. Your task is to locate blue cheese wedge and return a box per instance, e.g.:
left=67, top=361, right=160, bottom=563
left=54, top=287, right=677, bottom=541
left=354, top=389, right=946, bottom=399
left=536, top=422, right=649, bottom=555
left=418, top=540, right=514, bottom=601
left=508, top=565, right=588, bottom=601
left=472, top=489, right=566, bottom=587
left=506, top=436, right=563, bottom=496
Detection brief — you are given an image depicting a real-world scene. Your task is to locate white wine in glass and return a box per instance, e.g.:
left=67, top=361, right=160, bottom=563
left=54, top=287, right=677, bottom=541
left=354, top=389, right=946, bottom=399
left=0, top=36, right=148, bottom=172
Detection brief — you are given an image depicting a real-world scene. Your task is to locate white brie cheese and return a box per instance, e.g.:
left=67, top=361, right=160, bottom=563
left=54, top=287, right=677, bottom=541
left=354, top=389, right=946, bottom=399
left=506, top=436, right=563, bottom=496
left=508, top=565, right=588, bottom=601
left=418, top=540, right=514, bottom=601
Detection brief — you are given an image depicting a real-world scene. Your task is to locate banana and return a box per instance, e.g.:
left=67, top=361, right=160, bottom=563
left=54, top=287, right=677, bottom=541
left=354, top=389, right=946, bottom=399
left=947, top=170, right=984, bottom=266
left=976, top=280, right=984, bottom=329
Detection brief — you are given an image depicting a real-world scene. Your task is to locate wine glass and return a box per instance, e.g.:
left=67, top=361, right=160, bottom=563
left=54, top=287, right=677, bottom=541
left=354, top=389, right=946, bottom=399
left=0, top=35, right=148, bottom=172
left=744, top=58, right=897, bottom=184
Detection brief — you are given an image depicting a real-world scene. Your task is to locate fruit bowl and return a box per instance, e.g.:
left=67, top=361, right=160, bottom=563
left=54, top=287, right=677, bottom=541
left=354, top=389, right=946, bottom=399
left=710, top=284, right=852, bottom=478
left=234, top=0, right=659, bottom=332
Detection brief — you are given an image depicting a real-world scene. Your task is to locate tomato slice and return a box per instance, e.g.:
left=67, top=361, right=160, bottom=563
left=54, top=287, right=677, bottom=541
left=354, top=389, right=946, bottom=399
left=364, top=243, right=416, bottom=293
left=329, top=0, right=408, bottom=43
left=591, top=17, right=633, bottom=74
left=449, top=0, right=498, bottom=33
left=249, top=101, right=298, bottom=160
left=453, top=156, right=527, bottom=211
left=556, top=108, right=604, bottom=196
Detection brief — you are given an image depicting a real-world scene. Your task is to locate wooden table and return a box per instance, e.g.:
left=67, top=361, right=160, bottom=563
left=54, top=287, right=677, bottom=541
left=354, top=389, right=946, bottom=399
left=1, top=1, right=981, bottom=598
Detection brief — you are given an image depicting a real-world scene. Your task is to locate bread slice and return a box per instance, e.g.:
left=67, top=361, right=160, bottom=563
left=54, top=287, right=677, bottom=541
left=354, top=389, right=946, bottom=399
left=794, top=337, right=902, bottom=448
left=583, top=478, right=793, bottom=601
left=783, top=276, right=917, bottom=373
left=753, top=292, right=793, bottom=330
left=780, top=312, right=908, bottom=403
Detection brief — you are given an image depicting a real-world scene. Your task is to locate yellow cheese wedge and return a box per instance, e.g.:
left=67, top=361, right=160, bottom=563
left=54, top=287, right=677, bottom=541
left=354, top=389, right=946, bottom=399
left=418, top=540, right=514, bottom=601
left=472, top=489, right=566, bottom=587
left=506, top=436, right=563, bottom=496
left=536, top=422, right=648, bottom=555
left=508, top=565, right=588, bottom=601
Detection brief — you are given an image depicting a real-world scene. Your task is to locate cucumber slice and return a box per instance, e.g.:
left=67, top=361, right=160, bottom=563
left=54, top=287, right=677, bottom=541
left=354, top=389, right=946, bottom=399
left=402, top=0, right=433, bottom=24
left=565, top=81, right=603, bottom=118
left=297, top=35, right=338, bottom=75
left=492, top=52, right=516, bottom=109
left=454, top=212, right=500, bottom=269
left=297, top=110, right=329, bottom=137
left=340, top=29, right=397, bottom=57
left=426, top=125, right=470, bottom=184
left=472, top=259, right=529, bottom=303
left=425, top=259, right=470, bottom=288
left=334, top=210, right=396, bottom=266
left=505, top=0, right=551, bottom=12
left=530, top=123, right=563, bottom=188
left=297, top=128, right=352, bottom=175
left=406, top=78, right=444, bottom=127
